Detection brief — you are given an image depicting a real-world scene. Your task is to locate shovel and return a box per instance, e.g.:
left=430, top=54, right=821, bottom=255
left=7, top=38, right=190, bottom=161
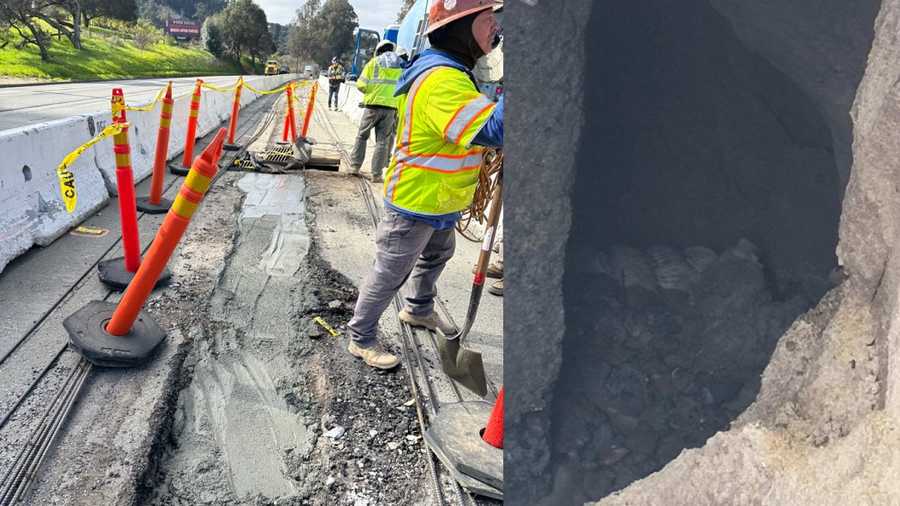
left=437, top=171, right=503, bottom=398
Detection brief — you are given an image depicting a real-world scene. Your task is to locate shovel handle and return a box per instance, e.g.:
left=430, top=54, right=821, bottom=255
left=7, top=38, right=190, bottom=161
left=473, top=172, right=503, bottom=285
left=453, top=172, right=503, bottom=342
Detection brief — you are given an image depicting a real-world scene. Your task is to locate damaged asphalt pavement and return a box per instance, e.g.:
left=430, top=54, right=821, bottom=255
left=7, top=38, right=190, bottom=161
left=0, top=84, right=503, bottom=505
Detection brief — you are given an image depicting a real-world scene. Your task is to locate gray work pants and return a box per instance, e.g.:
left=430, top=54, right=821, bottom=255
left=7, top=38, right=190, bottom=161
left=348, top=209, right=456, bottom=345
left=350, top=107, right=397, bottom=177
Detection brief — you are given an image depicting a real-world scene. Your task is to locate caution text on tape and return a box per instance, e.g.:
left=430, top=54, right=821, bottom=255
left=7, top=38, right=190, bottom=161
left=56, top=122, right=127, bottom=213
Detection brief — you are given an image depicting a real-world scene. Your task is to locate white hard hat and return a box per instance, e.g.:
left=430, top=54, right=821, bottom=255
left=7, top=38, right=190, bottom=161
left=376, top=40, right=396, bottom=53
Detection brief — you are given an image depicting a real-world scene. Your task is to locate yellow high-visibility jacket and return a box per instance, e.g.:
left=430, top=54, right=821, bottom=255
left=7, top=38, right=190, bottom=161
left=357, top=53, right=403, bottom=108
left=383, top=66, right=496, bottom=216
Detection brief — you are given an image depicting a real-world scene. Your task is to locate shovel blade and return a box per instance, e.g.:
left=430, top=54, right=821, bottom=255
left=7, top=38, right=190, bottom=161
left=437, top=337, right=488, bottom=398
left=455, top=349, right=488, bottom=398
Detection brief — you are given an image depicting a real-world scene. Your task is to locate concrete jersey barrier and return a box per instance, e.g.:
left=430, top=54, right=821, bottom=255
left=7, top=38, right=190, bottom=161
left=0, top=74, right=298, bottom=275
left=0, top=116, right=109, bottom=273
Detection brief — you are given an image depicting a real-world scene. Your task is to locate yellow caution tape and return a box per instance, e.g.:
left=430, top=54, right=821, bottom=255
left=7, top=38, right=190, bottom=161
left=313, top=316, right=340, bottom=337
left=111, top=92, right=126, bottom=119
left=124, top=87, right=167, bottom=112
left=56, top=123, right=128, bottom=214
left=244, top=81, right=291, bottom=95
left=201, top=78, right=241, bottom=93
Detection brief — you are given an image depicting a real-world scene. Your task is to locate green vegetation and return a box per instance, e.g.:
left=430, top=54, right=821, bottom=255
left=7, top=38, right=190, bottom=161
left=0, top=23, right=240, bottom=81
left=287, top=0, right=359, bottom=66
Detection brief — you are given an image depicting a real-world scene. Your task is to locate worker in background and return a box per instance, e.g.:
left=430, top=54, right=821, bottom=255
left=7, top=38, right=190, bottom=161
left=346, top=0, right=504, bottom=369
left=327, top=57, right=345, bottom=110
left=397, top=48, right=410, bottom=65
left=349, top=40, right=404, bottom=183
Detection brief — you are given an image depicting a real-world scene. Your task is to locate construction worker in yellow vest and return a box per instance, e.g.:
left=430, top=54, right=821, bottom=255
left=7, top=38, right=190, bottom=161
left=347, top=0, right=504, bottom=369
left=349, top=40, right=404, bottom=183
left=327, top=57, right=345, bottom=110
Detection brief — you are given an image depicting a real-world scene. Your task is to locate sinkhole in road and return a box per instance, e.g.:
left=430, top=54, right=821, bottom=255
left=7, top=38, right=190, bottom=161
left=549, top=0, right=880, bottom=502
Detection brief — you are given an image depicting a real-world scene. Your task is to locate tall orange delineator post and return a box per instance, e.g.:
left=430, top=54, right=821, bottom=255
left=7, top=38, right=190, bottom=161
left=171, top=79, right=203, bottom=176
left=482, top=388, right=504, bottom=449
left=137, top=82, right=174, bottom=214
left=64, top=129, right=227, bottom=368
left=223, top=77, right=243, bottom=151
left=282, top=82, right=297, bottom=142
left=301, top=82, right=318, bottom=138
left=98, top=89, right=170, bottom=290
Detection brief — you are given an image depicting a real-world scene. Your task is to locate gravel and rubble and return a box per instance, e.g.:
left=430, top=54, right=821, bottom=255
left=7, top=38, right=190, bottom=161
left=551, top=239, right=842, bottom=501
left=137, top=170, right=429, bottom=505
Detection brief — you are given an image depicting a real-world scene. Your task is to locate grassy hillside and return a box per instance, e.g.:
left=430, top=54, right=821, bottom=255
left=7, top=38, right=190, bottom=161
left=0, top=25, right=242, bottom=82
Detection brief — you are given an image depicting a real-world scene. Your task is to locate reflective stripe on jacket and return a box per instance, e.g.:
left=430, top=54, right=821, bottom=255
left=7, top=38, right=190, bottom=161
left=383, top=66, right=496, bottom=216
left=328, top=64, right=344, bottom=81
left=357, top=53, right=403, bottom=108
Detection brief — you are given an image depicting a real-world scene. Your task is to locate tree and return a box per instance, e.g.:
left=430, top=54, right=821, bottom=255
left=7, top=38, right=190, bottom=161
left=287, top=0, right=320, bottom=62
left=202, top=15, right=224, bottom=57
left=133, top=18, right=161, bottom=49
left=194, top=0, right=226, bottom=21
left=286, top=0, right=357, bottom=66
left=220, top=0, right=272, bottom=68
left=314, top=0, right=357, bottom=64
left=81, top=0, right=137, bottom=28
left=135, top=0, right=223, bottom=25
left=136, top=0, right=177, bottom=26
left=396, top=0, right=416, bottom=23
left=268, top=22, right=289, bottom=54
left=0, top=6, right=13, bottom=49
left=1, top=0, right=54, bottom=60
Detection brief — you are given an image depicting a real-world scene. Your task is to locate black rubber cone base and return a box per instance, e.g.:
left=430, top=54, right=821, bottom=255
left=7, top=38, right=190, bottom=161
left=63, top=300, right=166, bottom=367
left=135, top=196, right=173, bottom=214
left=424, top=401, right=503, bottom=499
left=168, top=163, right=190, bottom=176
left=223, top=143, right=240, bottom=151
left=98, top=257, right=171, bottom=291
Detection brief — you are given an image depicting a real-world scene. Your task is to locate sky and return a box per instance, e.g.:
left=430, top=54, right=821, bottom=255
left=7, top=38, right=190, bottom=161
left=256, top=0, right=405, bottom=30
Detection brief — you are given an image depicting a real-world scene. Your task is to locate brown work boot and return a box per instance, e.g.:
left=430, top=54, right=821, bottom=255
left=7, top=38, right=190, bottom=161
left=488, top=278, right=503, bottom=297
left=398, top=309, right=458, bottom=335
left=473, top=262, right=503, bottom=279
left=348, top=341, right=400, bottom=370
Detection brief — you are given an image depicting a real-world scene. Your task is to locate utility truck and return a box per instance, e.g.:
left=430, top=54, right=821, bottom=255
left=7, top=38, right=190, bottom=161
left=264, top=59, right=280, bottom=76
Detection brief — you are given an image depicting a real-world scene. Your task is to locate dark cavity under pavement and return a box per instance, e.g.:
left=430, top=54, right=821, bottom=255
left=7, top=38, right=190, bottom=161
left=546, top=0, right=877, bottom=502
left=138, top=173, right=428, bottom=505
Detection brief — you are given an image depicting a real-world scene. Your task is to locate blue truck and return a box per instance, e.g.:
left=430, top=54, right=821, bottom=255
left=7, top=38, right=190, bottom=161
left=347, top=25, right=401, bottom=80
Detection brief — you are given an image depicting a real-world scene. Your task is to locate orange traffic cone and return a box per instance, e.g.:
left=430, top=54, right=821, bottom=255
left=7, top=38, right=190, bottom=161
left=482, top=388, right=504, bottom=449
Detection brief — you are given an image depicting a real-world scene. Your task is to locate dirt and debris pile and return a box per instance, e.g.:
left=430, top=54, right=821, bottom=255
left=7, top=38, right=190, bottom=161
left=555, top=240, right=812, bottom=499
left=139, top=173, right=426, bottom=505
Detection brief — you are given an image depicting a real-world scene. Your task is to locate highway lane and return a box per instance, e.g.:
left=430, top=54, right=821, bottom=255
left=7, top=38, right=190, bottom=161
left=0, top=74, right=278, bottom=132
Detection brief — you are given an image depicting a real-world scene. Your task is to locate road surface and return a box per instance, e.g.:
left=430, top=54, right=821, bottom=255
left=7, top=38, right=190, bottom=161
left=0, top=82, right=503, bottom=504
left=0, top=75, right=275, bottom=131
